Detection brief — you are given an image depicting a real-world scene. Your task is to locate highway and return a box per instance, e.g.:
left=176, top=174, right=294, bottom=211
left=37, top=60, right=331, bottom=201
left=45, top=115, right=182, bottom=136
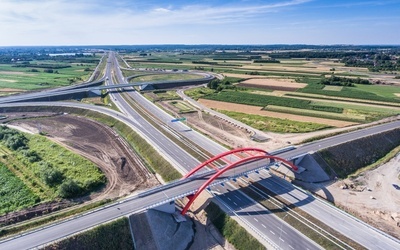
left=0, top=52, right=399, bottom=249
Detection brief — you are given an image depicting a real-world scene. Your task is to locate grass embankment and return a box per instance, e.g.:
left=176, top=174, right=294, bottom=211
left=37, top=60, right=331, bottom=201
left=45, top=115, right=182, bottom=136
left=0, top=126, right=105, bottom=215
left=205, top=202, right=265, bottom=250
left=236, top=181, right=366, bottom=250
left=219, top=110, right=330, bottom=133
left=319, top=128, right=400, bottom=178
left=0, top=199, right=111, bottom=238
left=43, top=218, right=133, bottom=250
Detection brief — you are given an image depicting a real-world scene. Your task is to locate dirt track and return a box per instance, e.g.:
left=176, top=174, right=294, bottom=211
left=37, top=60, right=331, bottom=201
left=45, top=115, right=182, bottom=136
left=1, top=113, right=158, bottom=224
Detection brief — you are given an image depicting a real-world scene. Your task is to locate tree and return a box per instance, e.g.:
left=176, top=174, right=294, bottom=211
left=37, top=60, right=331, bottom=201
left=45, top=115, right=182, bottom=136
left=207, top=79, right=221, bottom=89
left=58, top=179, right=81, bottom=198
left=39, top=163, right=64, bottom=186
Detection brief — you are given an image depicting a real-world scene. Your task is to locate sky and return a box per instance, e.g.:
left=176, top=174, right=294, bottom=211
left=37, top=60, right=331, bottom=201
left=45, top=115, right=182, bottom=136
left=0, top=0, right=399, bottom=46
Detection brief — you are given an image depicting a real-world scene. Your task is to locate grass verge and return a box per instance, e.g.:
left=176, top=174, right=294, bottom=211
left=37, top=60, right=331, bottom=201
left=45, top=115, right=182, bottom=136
left=218, top=110, right=330, bottom=133
left=205, top=201, right=265, bottom=250
left=0, top=199, right=112, bottom=239
left=42, top=217, right=133, bottom=250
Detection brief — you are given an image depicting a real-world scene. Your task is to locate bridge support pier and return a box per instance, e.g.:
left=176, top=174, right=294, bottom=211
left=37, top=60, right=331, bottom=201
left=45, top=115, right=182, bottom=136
left=152, top=200, right=175, bottom=214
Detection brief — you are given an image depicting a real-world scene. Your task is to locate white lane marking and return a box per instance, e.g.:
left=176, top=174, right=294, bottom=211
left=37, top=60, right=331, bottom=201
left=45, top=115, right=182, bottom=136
left=234, top=195, right=242, bottom=201
left=233, top=202, right=237, bottom=206
left=270, top=230, right=275, bottom=235
left=289, top=245, right=294, bottom=249
left=262, top=224, right=266, bottom=228
left=254, top=218, right=258, bottom=222
left=227, top=197, right=231, bottom=201
left=281, top=230, right=287, bottom=235
left=280, top=238, right=284, bottom=242
left=246, top=212, right=250, bottom=215
left=341, top=224, right=350, bottom=231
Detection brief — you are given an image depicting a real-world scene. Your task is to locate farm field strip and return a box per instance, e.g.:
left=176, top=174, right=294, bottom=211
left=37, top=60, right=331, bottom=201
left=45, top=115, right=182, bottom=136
left=264, top=105, right=365, bottom=121
left=286, top=92, right=400, bottom=107
left=198, top=99, right=358, bottom=127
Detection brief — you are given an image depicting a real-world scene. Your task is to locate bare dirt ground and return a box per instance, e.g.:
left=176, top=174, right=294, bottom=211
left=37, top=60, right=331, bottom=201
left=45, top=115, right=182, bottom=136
left=1, top=112, right=158, bottom=225
left=308, top=154, right=400, bottom=239
left=198, top=99, right=358, bottom=127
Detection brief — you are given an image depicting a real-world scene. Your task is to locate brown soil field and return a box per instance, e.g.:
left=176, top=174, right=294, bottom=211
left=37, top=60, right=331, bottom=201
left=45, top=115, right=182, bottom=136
left=198, top=99, right=358, bottom=127
left=1, top=113, right=158, bottom=225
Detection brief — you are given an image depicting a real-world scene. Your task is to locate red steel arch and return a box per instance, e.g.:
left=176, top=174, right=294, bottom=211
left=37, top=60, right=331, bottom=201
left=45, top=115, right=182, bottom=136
left=181, top=148, right=298, bottom=215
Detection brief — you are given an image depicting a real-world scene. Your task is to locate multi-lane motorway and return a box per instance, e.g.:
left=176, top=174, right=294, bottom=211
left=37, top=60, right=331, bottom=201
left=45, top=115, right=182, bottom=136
left=0, top=52, right=399, bottom=249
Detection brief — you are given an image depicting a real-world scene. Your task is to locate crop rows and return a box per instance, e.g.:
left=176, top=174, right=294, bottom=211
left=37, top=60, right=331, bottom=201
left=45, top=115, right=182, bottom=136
left=204, top=91, right=343, bottom=113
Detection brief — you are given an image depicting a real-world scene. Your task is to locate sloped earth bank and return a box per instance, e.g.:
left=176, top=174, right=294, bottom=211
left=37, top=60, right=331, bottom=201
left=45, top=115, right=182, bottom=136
left=323, top=154, right=400, bottom=239
left=1, top=113, right=158, bottom=225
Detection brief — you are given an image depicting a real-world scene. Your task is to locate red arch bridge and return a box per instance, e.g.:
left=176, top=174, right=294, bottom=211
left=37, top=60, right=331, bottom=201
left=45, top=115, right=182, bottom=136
left=140, top=147, right=298, bottom=215
left=179, top=147, right=298, bottom=215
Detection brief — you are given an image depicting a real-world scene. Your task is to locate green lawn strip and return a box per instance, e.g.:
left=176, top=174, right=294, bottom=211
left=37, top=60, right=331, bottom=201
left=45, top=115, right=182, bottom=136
left=42, top=217, right=133, bottom=250
left=264, top=105, right=364, bottom=122
left=240, top=181, right=366, bottom=250
left=204, top=201, right=265, bottom=250
left=204, top=91, right=343, bottom=113
left=218, top=110, right=330, bottom=133
left=0, top=163, right=39, bottom=215
left=0, top=199, right=113, bottom=239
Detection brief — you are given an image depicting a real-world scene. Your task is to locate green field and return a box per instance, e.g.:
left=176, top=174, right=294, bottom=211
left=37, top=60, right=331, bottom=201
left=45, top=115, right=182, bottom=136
left=0, top=63, right=96, bottom=91
left=298, top=82, right=400, bottom=103
left=0, top=163, right=39, bottom=215
left=218, top=110, right=330, bottom=133
left=264, top=105, right=364, bottom=122
left=0, top=126, right=105, bottom=206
